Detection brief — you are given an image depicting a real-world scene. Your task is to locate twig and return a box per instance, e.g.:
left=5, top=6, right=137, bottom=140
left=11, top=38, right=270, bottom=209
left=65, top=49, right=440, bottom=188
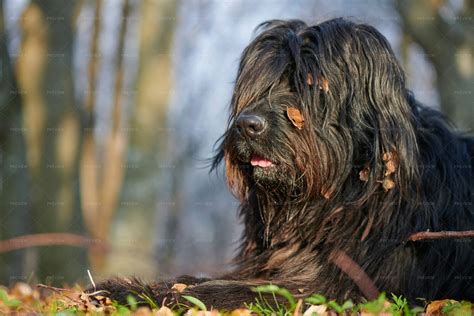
left=87, top=269, right=96, bottom=290
left=408, top=230, right=474, bottom=242
left=85, top=290, right=110, bottom=296
left=37, top=284, right=83, bottom=303
left=329, top=250, right=380, bottom=300
left=0, top=233, right=106, bottom=253
left=37, top=284, right=77, bottom=293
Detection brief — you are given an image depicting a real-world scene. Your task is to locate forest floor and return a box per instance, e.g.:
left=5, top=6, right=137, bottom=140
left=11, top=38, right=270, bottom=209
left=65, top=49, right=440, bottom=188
left=0, top=283, right=473, bottom=315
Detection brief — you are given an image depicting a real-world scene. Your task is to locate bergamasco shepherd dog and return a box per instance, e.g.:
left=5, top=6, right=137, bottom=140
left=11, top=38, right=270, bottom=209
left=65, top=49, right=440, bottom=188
left=90, top=18, right=474, bottom=309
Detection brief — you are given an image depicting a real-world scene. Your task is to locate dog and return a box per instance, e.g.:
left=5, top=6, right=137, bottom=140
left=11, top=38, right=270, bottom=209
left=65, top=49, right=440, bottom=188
left=91, top=18, right=474, bottom=309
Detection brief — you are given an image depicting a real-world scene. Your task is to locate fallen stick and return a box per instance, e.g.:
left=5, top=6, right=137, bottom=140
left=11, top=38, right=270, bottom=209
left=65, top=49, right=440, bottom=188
left=329, top=250, right=380, bottom=301
left=408, top=230, right=474, bottom=242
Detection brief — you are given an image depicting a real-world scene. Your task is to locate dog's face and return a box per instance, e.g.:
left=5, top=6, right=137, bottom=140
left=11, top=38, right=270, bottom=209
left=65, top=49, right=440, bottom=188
left=214, top=18, right=418, bottom=202
left=226, top=84, right=306, bottom=191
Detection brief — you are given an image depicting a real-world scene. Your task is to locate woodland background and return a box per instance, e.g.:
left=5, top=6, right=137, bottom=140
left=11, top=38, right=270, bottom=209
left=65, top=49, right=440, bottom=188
left=0, top=0, right=472, bottom=287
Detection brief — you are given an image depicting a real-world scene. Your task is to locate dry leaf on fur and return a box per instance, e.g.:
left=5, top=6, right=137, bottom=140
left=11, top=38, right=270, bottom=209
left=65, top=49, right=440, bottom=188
left=379, top=178, right=395, bottom=192
left=319, top=78, right=329, bottom=92
left=383, top=151, right=398, bottom=176
left=359, top=167, right=370, bottom=182
left=306, top=73, right=314, bottom=85
left=287, top=107, right=305, bottom=130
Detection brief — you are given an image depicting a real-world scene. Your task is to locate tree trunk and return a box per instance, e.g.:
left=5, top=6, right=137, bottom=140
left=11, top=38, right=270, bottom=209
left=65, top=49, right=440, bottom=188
left=104, top=0, right=176, bottom=278
left=396, top=0, right=473, bottom=131
left=15, top=0, right=86, bottom=284
left=0, top=0, right=31, bottom=285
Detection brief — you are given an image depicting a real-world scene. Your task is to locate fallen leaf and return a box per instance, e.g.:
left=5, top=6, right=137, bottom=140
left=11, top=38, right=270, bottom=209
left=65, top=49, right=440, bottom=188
left=185, top=310, right=219, bottom=316
left=11, top=283, right=34, bottom=301
left=294, top=299, right=303, bottom=316
left=155, top=306, right=174, bottom=316
left=426, top=300, right=458, bottom=316
left=134, top=306, right=154, bottom=315
left=231, top=309, right=252, bottom=316
left=307, top=73, right=314, bottom=85
left=304, top=305, right=328, bottom=316
left=287, top=107, right=305, bottom=130
left=172, top=283, right=187, bottom=293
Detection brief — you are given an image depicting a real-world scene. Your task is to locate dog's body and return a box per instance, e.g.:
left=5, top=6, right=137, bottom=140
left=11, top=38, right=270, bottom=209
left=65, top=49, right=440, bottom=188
left=93, top=19, right=474, bottom=309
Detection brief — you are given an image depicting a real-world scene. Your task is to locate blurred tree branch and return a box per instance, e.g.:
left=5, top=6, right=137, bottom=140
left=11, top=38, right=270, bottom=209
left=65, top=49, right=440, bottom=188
left=0, top=233, right=105, bottom=253
left=396, top=0, right=473, bottom=131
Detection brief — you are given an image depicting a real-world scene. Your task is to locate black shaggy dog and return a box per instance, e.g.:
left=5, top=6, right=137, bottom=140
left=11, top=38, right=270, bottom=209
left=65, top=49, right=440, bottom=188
left=92, top=18, right=474, bottom=309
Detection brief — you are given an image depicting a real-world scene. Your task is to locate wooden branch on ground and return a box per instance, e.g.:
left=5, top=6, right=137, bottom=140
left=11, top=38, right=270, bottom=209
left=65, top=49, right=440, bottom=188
left=408, top=230, right=474, bottom=242
left=329, top=250, right=380, bottom=301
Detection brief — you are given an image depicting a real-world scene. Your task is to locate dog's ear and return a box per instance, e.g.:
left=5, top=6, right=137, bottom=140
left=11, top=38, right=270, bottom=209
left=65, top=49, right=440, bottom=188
left=350, top=24, right=419, bottom=193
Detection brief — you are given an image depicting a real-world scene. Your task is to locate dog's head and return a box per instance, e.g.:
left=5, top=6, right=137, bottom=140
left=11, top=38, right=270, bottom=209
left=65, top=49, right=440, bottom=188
left=214, top=18, right=419, bottom=203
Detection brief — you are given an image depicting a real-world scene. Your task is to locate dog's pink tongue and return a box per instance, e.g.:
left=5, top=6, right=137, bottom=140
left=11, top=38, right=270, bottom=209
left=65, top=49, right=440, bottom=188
left=250, top=155, right=273, bottom=167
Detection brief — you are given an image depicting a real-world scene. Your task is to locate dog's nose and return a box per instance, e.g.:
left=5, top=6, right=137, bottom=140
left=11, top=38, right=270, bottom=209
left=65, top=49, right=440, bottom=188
left=236, top=114, right=267, bottom=139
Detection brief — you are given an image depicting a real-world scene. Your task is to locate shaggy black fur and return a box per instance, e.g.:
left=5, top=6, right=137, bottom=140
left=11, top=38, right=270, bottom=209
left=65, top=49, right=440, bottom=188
left=91, top=18, right=474, bottom=309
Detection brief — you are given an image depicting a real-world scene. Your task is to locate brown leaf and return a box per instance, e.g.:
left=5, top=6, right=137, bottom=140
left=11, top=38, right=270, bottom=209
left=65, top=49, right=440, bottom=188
left=79, top=292, right=88, bottom=302
left=306, top=73, right=314, bottom=85
left=304, top=305, right=328, bottom=316
left=286, top=107, right=305, bottom=130
left=385, top=160, right=397, bottom=176
left=156, top=306, right=174, bottom=316
left=231, top=309, right=252, bottom=316
left=134, top=306, right=154, bottom=315
left=319, top=78, right=329, bottom=92
left=426, top=300, right=458, bottom=316
left=359, top=167, right=370, bottom=182
left=383, top=151, right=398, bottom=176
left=11, top=282, right=33, bottom=299
left=382, top=152, right=392, bottom=161
left=293, top=299, right=303, bottom=316
left=379, top=178, right=395, bottom=192
left=171, top=283, right=187, bottom=293
left=185, top=310, right=219, bottom=316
